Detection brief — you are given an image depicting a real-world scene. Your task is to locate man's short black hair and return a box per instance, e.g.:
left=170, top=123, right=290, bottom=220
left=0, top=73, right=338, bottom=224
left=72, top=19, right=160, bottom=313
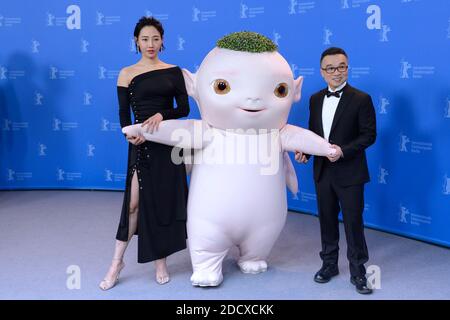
left=320, top=47, right=348, bottom=64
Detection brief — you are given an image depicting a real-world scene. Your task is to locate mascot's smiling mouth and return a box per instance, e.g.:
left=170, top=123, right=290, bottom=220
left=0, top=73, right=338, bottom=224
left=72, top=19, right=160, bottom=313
left=239, top=107, right=266, bottom=113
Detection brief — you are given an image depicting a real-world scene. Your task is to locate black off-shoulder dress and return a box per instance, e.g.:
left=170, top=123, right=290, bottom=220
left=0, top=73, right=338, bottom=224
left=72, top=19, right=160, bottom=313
left=116, top=66, right=189, bottom=263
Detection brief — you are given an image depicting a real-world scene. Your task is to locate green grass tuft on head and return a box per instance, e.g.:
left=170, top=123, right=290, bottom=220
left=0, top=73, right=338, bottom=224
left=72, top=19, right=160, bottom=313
left=216, top=31, right=277, bottom=53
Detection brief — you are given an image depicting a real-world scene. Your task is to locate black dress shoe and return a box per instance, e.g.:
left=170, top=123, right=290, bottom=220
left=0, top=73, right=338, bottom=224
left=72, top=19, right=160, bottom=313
left=314, top=264, right=339, bottom=283
left=350, top=276, right=373, bottom=294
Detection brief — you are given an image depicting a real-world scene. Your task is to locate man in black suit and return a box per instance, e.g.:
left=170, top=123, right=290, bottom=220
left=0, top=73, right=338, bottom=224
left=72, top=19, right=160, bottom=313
left=295, top=47, right=376, bottom=294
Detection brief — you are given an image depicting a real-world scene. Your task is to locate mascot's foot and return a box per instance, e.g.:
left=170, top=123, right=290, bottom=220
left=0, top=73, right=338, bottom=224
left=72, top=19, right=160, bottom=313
left=191, top=271, right=223, bottom=287
left=238, top=260, right=268, bottom=274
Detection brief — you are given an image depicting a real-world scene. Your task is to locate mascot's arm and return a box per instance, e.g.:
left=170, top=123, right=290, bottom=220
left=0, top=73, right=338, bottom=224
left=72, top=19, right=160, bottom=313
left=283, top=151, right=299, bottom=195
left=280, top=124, right=336, bottom=157
left=122, top=119, right=209, bottom=149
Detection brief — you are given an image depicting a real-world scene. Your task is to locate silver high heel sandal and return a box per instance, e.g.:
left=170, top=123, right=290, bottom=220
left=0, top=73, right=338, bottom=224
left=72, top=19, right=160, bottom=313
left=99, top=259, right=125, bottom=291
left=156, top=274, right=170, bottom=285
left=155, top=259, right=170, bottom=285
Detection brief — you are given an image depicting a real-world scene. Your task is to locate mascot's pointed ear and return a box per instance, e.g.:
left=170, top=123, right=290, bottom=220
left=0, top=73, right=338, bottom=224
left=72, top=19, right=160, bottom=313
left=293, top=76, right=303, bottom=103
left=182, top=68, right=198, bottom=100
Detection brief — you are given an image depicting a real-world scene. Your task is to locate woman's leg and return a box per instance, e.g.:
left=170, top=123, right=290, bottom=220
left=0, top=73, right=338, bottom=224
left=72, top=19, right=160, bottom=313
left=99, top=171, right=139, bottom=290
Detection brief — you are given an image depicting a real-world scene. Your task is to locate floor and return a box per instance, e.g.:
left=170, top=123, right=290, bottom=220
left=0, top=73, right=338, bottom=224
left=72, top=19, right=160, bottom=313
left=1, top=190, right=449, bottom=300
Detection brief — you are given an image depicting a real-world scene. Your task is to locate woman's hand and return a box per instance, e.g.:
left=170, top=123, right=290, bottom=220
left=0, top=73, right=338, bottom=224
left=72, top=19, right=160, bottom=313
left=142, top=113, right=163, bottom=134
left=125, top=133, right=146, bottom=145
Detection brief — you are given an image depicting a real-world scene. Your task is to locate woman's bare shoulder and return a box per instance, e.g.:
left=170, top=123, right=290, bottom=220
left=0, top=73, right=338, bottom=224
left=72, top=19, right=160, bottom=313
left=117, top=65, right=138, bottom=87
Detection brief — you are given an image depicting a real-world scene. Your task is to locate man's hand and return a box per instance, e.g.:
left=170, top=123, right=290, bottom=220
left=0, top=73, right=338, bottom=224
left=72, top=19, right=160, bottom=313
left=294, top=151, right=308, bottom=164
left=327, top=144, right=343, bottom=162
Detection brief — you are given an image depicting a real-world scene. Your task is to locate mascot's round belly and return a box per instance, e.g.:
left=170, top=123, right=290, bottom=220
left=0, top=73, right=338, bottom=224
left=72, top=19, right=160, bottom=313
left=187, top=134, right=287, bottom=240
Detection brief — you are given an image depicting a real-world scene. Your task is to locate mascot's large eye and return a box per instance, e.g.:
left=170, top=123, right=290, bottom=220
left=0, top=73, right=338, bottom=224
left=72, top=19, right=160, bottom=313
left=274, top=83, right=289, bottom=98
left=213, top=79, right=231, bottom=94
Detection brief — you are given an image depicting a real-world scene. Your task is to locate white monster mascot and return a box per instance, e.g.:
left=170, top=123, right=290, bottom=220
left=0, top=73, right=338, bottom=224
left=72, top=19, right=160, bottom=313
left=123, top=32, right=336, bottom=287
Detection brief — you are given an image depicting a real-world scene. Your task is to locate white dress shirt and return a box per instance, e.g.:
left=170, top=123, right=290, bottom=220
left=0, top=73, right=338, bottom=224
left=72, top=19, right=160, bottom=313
left=322, top=82, right=347, bottom=142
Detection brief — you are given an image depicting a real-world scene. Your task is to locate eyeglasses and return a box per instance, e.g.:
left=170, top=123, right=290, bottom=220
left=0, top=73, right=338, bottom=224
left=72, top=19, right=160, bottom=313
left=321, top=65, right=349, bottom=74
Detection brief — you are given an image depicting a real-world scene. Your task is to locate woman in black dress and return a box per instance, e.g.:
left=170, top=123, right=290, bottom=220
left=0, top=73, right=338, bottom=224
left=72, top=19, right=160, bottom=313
left=100, top=16, right=189, bottom=290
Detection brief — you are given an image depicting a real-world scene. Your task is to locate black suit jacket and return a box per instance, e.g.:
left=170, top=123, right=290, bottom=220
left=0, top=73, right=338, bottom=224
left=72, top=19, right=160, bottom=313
left=308, top=84, right=376, bottom=186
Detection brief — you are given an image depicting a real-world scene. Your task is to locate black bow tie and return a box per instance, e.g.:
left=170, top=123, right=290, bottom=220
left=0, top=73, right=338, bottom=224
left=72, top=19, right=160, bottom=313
left=326, top=88, right=344, bottom=98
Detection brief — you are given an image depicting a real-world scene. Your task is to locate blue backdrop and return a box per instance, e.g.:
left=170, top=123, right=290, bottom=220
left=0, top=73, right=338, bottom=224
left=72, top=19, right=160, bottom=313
left=1, top=0, right=449, bottom=247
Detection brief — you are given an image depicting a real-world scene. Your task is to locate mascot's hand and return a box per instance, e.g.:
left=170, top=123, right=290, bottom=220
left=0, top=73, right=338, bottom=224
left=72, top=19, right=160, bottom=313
left=327, top=145, right=343, bottom=162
